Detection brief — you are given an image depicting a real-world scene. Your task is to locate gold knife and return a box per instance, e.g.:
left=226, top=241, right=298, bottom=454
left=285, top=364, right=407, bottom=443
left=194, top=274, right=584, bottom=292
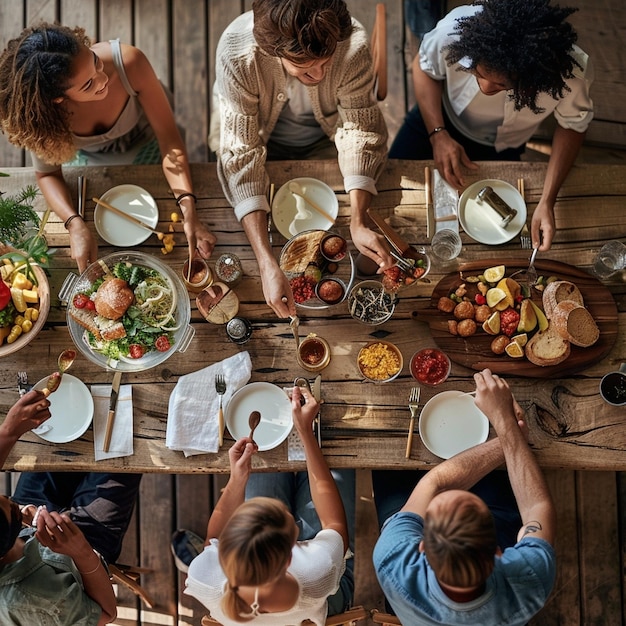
left=103, top=370, right=122, bottom=452
left=312, top=375, right=322, bottom=446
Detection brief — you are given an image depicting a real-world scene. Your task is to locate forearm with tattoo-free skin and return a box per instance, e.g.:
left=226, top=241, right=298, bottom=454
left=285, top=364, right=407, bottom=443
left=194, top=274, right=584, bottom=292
left=292, top=386, right=348, bottom=551
left=205, top=437, right=256, bottom=544
left=411, top=57, right=478, bottom=188
left=348, top=189, right=393, bottom=272
left=241, top=209, right=295, bottom=318
left=531, top=125, right=585, bottom=251
left=474, top=370, right=555, bottom=545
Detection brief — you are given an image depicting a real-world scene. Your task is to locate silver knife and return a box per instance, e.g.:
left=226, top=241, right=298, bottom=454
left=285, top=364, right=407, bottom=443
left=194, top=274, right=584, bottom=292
left=103, top=370, right=122, bottom=452
left=312, top=375, right=322, bottom=446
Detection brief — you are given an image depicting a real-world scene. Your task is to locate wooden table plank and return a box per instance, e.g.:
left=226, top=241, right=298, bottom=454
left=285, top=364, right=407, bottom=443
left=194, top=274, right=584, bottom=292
left=0, top=161, right=625, bottom=473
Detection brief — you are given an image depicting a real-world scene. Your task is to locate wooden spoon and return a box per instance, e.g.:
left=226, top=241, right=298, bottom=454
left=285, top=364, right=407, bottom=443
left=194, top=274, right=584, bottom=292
left=248, top=411, right=261, bottom=443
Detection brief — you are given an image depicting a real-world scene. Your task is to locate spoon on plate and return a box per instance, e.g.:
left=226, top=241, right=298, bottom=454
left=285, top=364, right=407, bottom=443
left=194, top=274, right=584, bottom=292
left=248, top=411, right=261, bottom=444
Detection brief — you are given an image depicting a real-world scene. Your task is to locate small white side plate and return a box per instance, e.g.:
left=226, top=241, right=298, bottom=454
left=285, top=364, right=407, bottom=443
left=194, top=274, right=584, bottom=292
left=225, top=382, right=292, bottom=451
left=419, top=390, right=489, bottom=459
left=272, top=177, right=338, bottom=240
left=94, top=184, right=159, bottom=246
left=32, top=374, right=94, bottom=443
left=458, top=179, right=526, bottom=245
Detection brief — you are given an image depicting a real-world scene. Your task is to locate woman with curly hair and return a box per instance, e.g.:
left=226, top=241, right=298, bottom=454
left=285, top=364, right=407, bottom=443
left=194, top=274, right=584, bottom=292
left=183, top=386, right=354, bottom=625
left=0, top=23, right=216, bottom=271
left=390, top=0, right=594, bottom=252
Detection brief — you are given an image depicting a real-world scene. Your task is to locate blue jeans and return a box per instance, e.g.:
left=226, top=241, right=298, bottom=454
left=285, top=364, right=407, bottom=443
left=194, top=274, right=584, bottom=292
left=389, top=104, right=525, bottom=162
left=12, top=472, right=142, bottom=564
left=245, top=469, right=355, bottom=615
left=405, top=0, right=443, bottom=38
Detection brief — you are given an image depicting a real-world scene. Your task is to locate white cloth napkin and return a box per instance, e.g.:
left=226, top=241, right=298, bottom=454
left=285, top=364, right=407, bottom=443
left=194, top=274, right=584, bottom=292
left=433, top=169, right=459, bottom=233
left=166, top=351, right=252, bottom=456
left=91, top=384, right=134, bottom=461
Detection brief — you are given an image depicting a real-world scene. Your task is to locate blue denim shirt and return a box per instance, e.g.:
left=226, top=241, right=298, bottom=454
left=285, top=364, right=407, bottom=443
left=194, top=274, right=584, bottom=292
left=0, top=536, right=101, bottom=625
left=373, top=512, right=556, bottom=625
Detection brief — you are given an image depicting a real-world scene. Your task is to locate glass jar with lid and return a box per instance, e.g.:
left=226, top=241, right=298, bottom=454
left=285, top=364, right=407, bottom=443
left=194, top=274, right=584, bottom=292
left=215, top=253, right=243, bottom=286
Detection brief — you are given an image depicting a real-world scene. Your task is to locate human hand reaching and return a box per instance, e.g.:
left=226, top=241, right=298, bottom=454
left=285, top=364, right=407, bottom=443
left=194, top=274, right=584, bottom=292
left=431, top=132, right=479, bottom=189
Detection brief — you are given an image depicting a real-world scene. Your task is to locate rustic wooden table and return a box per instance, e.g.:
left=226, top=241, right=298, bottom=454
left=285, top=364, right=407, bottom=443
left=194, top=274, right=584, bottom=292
left=1, top=159, right=625, bottom=473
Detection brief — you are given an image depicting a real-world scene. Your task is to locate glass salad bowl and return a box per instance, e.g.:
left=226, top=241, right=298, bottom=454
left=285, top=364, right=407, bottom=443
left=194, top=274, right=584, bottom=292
left=59, top=251, right=194, bottom=372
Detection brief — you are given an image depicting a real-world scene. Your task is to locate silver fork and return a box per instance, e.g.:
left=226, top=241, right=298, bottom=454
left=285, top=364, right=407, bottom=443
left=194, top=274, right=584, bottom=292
left=405, top=386, right=421, bottom=459
left=215, top=374, right=226, bottom=447
left=526, top=247, right=538, bottom=287
left=520, top=223, right=532, bottom=250
left=17, top=371, right=30, bottom=397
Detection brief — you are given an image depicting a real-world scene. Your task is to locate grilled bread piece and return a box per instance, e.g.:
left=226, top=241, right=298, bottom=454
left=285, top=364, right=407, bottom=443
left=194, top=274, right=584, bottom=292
left=525, top=326, right=571, bottom=366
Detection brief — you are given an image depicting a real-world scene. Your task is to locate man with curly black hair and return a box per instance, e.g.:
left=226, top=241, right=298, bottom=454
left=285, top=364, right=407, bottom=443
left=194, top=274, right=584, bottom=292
left=390, top=0, right=593, bottom=252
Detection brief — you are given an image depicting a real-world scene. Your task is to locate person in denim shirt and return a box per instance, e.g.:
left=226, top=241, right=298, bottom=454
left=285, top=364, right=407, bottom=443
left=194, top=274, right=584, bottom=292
left=373, top=369, right=556, bottom=625
left=0, top=389, right=140, bottom=625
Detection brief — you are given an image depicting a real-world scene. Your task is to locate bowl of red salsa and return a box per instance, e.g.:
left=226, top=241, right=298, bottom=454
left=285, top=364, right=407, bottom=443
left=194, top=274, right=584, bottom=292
left=410, top=348, right=451, bottom=386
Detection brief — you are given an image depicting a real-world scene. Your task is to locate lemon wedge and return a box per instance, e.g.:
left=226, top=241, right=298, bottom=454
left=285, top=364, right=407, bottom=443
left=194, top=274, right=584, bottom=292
left=486, top=287, right=506, bottom=308
left=511, top=333, right=528, bottom=347
left=484, top=265, right=505, bottom=283
left=505, top=341, right=524, bottom=358
left=482, top=310, right=501, bottom=335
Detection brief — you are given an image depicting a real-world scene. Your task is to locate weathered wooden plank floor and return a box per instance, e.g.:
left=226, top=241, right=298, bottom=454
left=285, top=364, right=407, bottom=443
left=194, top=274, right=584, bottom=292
left=0, top=1, right=625, bottom=624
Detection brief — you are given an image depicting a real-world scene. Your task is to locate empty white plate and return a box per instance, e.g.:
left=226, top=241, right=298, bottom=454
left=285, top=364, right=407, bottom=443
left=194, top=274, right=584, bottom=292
left=94, top=184, right=159, bottom=246
left=32, top=374, right=94, bottom=443
left=458, top=179, right=526, bottom=245
left=225, top=382, right=292, bottom=451
left=419, top=390, right=489, bottom=459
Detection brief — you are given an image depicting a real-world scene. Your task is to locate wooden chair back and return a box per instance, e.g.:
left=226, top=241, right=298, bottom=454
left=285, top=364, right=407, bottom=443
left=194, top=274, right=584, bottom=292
left=109, top=563, right=155, bottom=608
left=370, top=608, right=402, bottom=625
left=370, top=3, right=388, bottom=101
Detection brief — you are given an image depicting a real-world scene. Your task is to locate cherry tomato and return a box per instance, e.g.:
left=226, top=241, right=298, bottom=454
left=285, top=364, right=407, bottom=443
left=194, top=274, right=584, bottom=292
left=85, top=299, right=96, bottom=310
left=0, top=280, right=10, bottom=310
left=155, top=335, right=171, bottom=352
left=129, top=344, right=146, bottom=359
left=73, top=293, right=89, bottom=309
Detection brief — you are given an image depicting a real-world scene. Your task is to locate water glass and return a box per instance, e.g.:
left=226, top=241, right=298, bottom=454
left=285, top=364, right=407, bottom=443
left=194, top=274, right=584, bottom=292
left=592, top=240, right=626, bottom=279
left=431, top=228, right=462, bottom=262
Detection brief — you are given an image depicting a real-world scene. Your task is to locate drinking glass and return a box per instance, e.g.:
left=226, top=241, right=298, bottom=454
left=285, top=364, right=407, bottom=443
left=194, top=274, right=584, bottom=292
left=431, top=228, right=462, bottom=262
left=592, top=240, right=626, bottom=279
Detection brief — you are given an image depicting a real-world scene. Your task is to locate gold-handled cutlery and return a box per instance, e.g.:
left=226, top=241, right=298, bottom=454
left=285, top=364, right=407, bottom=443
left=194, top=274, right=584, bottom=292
left=517, top=178, right=532, bottom=250
left=92, top=196, right=166, bottom=240
left=103, top=370, right=122, bottom=452
left=215, top=374, right=226, bottom=447
left=405, top=386, right=421, bottom=459
left=425, top=166, right=433, bottom=239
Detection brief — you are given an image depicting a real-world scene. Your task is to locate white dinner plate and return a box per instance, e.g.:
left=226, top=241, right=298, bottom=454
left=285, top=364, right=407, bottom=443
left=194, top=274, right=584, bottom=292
left=225, top=382, right=292, bottom=451
left=458, top=179, right=526, bottom=245
left=32, top=374, right=94, bottom=443
left=272, top=177, right=338, bottom=240
left=419, top=390, right=489, bottom=459
left=94, top=184, right=159, bottom=246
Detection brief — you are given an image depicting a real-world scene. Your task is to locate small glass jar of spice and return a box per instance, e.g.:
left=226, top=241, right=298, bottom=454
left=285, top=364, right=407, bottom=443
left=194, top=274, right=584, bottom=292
left=215, top=253, right=243, bottom=286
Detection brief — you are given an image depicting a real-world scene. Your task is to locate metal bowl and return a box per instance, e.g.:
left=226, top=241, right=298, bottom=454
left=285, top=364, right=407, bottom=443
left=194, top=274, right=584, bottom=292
left=60, top=251, right=194, bottom=372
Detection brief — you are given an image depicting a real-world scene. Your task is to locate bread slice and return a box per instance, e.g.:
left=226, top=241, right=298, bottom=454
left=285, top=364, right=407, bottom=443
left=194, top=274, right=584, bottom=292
left=280, top=230, right=325, bottom=273
left=68, top=307, right=102, bottom=341
left=551, top=300, right=600, bottom=347
left=542, top=280, right=584, bottom=319
left=98, top=317, right=127, bottom=341
left=525, top=326, right=571, bottom=366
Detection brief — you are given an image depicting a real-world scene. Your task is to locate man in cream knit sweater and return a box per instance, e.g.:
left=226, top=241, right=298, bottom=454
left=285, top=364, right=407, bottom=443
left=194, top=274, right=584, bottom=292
left=213, top=0, right=390, bottom=317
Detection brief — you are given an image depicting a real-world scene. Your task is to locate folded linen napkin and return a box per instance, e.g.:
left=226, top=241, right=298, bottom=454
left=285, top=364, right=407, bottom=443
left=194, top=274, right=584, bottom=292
left=166, top=351, right=252, bottom=456
left=91, top=384, right=134, bottom=461
left=434, top=169, right=459, bottom=233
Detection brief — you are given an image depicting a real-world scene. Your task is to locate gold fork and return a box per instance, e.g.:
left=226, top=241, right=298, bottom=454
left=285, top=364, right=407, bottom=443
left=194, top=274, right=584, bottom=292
left=215, top=374, right=226, bottom=447
left=405, top=386, right=421, bottom=459
left=517, top=178, right=532, bottom=249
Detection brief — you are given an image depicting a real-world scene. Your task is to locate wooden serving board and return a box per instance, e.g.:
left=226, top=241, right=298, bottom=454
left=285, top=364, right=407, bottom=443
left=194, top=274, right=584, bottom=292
left=415, top=259, right=618, bottom=378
